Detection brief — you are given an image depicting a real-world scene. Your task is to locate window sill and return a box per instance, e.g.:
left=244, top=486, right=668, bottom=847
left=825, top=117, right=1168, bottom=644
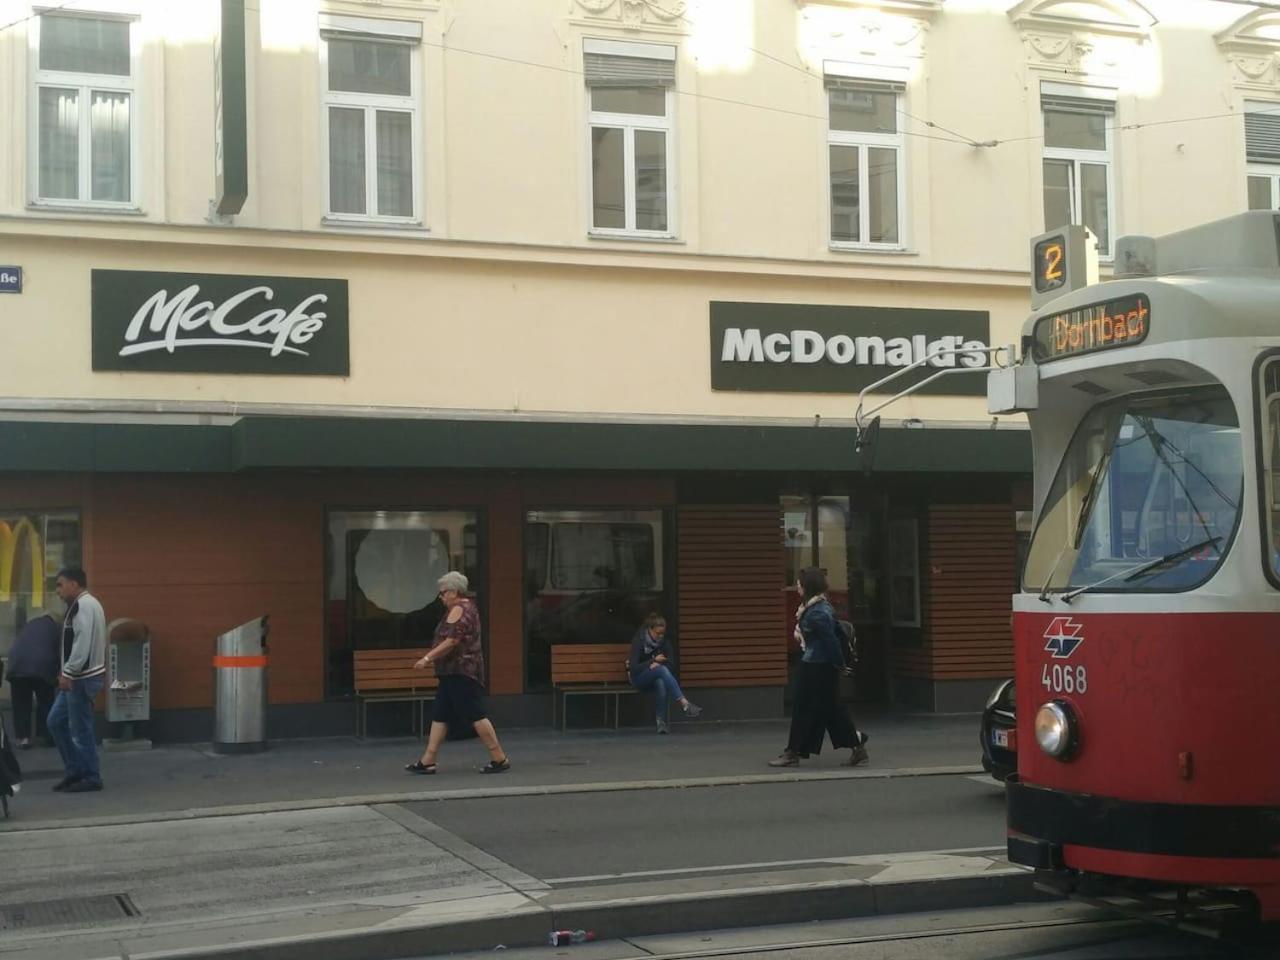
left=321, top=217, right=430, bottom=236
left=588, top=230, right=684, bottom=245
left=26, top=202, right=145, bottom=217
left=829, top=243, right=914, bottom=255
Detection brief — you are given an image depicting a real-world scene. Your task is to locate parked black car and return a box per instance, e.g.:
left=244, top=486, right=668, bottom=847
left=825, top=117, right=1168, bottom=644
left=980, top=678, right=1016, bottom=782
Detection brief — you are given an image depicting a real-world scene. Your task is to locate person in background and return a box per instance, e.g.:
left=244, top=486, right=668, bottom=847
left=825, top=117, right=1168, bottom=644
left=769, top=567, right=869, bottom=768
left=405, top=571, right=511, bottom=775
left=48, top=567, right=107, bottom=792
left=5, top=606, right=61, bottom=749
left=629, top=613, right=701, bottom=734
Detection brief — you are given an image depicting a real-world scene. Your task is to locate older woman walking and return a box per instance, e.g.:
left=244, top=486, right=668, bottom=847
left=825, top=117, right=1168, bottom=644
left=768, top=567, right=869, bottom=767
left=405, top=571, right=510, bottom=775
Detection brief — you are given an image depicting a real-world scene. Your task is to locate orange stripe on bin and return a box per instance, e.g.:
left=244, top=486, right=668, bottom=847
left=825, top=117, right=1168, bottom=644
left=213, top=655, right=268, bottom=668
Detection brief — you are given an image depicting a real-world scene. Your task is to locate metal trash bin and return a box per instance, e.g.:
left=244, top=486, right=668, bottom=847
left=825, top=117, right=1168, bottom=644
left=212, top=615, right=269, bottom=754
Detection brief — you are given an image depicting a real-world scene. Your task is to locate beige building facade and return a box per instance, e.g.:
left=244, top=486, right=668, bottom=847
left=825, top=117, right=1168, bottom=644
left=0, top=0, right=1273, bottom=735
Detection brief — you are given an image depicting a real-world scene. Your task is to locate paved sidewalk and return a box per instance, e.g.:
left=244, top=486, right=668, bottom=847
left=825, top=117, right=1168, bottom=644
left=3, top=714, right=982, bottom=828
left=0, top=715, right=1032, bottom=960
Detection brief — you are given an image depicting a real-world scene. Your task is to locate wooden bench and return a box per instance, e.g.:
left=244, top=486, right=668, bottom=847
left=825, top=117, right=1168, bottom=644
left=353, top=648, right=439, bottom=738
left=551, top=643, right=635, bottom=731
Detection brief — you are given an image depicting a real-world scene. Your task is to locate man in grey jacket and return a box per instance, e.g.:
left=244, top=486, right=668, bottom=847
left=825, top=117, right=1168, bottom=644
left=48, top=567, right=107, bottom=793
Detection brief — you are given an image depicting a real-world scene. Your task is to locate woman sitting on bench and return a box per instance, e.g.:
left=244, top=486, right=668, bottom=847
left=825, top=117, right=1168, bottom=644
left=629, top=613, right=702, bottom=734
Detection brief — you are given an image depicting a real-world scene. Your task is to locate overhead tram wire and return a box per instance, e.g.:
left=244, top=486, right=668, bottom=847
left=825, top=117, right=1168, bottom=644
left=0, top=0, right=83, bottom=34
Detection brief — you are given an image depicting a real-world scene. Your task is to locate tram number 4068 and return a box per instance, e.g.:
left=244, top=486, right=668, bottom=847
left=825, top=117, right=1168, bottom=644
left=1042, top=664, right=1088, bottom=694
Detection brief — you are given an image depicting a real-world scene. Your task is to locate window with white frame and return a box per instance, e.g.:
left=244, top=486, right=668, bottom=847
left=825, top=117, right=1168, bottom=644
left=1246, top=102, right=1280, bottom=211
left=321, top=15, right=422, bottom=223
left=826, top=75, right=904, bottom=247
left=585, top=39, right=675, bottom=237
left=31, top=12, right=137, bottom=207
left=1042, top=85, right=1115, bottom=258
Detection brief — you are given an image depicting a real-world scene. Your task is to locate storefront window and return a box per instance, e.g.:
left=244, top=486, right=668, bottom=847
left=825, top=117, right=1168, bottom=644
left=888, top=518, right=921, bottom=626
left=524, top=509, right=666, bottom=689
left=0, top=510, right=81, bottom=662
left=781, top=495, right=882, bottom=623
left=325, top=510, right=480, bottom=697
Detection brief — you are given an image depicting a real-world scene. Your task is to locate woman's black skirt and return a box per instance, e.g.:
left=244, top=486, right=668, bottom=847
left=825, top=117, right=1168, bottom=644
left=432, top=674, right=488, bottom=734
left=786, top=661, right=857, bottom=757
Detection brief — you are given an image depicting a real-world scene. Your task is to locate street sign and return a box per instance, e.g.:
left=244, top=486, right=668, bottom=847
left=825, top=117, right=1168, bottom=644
left=0, top=267, right=21, bottom=293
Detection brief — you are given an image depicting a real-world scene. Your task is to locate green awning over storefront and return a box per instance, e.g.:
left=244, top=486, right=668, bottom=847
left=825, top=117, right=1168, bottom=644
left=0, top=416, right=1030, bottom=474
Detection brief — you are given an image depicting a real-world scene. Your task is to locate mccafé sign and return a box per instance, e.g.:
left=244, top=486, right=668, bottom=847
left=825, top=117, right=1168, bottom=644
left=1031, top=293, right=1151, bottom=363
left=91, top=269, right=350, bottom=375
left=710, top=301, right=991, bottom=395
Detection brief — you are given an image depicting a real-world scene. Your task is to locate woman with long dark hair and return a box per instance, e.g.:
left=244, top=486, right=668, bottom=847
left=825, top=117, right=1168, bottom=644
left=768, top=567, right=869, bottom=767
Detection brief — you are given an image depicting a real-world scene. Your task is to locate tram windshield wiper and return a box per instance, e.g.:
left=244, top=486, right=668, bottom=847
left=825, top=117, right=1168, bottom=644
left=1038, top=437, right=1117, bottom=603
left=1060, top=536, right=1223, bottom=602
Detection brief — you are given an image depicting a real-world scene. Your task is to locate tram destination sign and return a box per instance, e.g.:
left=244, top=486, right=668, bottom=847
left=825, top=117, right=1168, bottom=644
left=1031, top=293, right=1150, bottom=364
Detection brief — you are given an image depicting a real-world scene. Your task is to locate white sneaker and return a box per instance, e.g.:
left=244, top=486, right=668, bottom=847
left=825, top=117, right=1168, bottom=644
left=656, top=720, right=669, bottom=734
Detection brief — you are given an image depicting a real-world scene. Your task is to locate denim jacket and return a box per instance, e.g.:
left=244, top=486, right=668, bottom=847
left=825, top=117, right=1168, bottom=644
left=798, top=598, right=844, bottom=667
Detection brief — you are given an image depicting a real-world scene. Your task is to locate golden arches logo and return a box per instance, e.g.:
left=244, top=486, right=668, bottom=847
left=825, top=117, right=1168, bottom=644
left=0, top=518, right=44, bottom=607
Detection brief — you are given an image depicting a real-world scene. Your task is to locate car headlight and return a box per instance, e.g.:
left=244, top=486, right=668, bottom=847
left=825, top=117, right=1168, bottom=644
left=985, top=679, right=1013, bottom=712
left=1034, top=700, right=1078, bottom=759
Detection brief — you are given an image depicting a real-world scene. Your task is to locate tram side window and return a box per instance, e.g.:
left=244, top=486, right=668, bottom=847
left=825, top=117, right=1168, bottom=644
left=1260, top=360, right=1280, bottom=578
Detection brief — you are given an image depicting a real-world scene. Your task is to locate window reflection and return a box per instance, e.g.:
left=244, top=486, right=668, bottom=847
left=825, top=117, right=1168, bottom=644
left=326, top=510, right=479, bottom=697
left=525, top=509, right=665, bottom=689
left=0, top=511, right=80, bottom=661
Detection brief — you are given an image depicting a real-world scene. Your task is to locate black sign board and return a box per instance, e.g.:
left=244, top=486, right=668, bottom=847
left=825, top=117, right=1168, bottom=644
left=710, top=302, right=991, bottom=395
left=214, top=0, right=248, bottom=216
left=91, top=269, right=350, bottom=375
left=1031, top=293, right=1150, bottom=363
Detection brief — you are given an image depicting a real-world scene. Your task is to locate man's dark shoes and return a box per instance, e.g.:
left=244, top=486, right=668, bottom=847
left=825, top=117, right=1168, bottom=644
left=65, top=779, right=103, bottom=793
left=52, top=775, right=81, bottom=792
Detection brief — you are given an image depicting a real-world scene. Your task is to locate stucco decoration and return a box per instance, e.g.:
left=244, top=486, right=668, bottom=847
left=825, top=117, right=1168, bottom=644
left=1008, top=0, right=1151, bottom=78
left=795, top=0, right=943, bottom=19
left=1216, top=10, right=1280, bottom=92
left=799, top=2, right=930, bottom=66
left=573, top=0, right=686, bottom=28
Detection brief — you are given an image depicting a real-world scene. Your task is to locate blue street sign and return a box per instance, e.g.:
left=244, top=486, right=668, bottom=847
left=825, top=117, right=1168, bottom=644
left=0, top=267, right=21, bottom=294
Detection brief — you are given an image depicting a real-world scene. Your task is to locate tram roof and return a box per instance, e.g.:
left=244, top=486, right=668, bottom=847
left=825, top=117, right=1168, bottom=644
left=1024, top=211, right=1280, bottom=346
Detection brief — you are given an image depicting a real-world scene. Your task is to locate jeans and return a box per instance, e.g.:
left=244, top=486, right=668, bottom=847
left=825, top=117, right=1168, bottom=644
left=632, top=664, right=684, bottom=721
left=48, top=676, right=104, bottom=784
left=8, top=677, right=55, bottom=741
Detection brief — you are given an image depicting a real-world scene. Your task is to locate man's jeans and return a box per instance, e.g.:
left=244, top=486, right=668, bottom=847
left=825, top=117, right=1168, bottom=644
left=632, top=664, right=684, bottom=721
left=48, top=676, right=104, bottom=785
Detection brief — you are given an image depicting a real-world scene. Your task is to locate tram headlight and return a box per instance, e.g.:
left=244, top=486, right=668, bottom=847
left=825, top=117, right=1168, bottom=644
left=1034, top=700, right=1079, bottom=759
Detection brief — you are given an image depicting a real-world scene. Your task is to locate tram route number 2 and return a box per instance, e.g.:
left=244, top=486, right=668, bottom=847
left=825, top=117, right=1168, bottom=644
left=1042, top=663, right=1088, bottom=694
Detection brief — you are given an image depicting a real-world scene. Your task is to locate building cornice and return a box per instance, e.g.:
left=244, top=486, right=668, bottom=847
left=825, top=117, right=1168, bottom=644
left=0, top=216, right=1031, bottom=289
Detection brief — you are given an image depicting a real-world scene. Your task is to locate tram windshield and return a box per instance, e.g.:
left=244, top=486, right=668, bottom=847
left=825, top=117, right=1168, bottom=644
left=1024, top=386, right=1242, bottom=595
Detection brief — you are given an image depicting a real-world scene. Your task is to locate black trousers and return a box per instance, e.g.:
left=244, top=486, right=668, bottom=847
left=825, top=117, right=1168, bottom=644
left=8, top=677, right=55, bottom=742
left=786, top=661, right=858, bottom=758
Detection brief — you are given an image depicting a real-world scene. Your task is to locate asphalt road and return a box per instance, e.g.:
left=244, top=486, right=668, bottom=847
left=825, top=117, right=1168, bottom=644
left=419, top=903, right=1256, bottom=960
left=407, top=773, right=1006, bottom=880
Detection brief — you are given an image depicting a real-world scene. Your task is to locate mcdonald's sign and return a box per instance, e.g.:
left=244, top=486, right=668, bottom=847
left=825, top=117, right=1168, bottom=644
left=0, top=518, right=43, bottom=607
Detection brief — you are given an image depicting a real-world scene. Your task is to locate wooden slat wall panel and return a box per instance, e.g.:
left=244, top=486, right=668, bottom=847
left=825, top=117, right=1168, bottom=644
left=923, top=504, right=1015, bottom=679
left=677, top=505, right=786, bottom=688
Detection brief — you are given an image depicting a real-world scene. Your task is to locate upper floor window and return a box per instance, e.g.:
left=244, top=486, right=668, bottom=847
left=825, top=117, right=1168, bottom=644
left=1042, top=85, right=1115, bottom=258
left=31, top=13, right=137, bottom=208
left=826, top=75, right=904, bottom=248
left=321, top=15, right=422, bottom=224
left=585, top=39, right=675, bottom=238
left=1246, top=102, right=1280, bottom=211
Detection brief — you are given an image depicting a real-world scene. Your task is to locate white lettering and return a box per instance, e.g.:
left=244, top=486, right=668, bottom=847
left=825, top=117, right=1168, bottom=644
left=117, top=282, right=329, bottom=358
left=855, top=336, right=886, bottom=365
left=791, top=330, right=824, bottom=364
left=721, top=327, right=763, bottom=363
left=960, top=339, right=988, bottom=368
left=826, top=335, right=856, bottom=364
left=763, top=333, right=791, bottom=362
left=885, top=337, right=913, bottom=366
left=911, top=335, right=928, bottom=364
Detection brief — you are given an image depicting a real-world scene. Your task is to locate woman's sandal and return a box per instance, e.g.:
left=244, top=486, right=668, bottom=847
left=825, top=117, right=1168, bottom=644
left=479, top=758, right=511, bottom=774
left=405, top=761, right=437, bottom=774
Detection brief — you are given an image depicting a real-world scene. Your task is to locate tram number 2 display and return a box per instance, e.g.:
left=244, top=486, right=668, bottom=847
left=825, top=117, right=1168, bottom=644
left=1042, top=663, right=1088, bottom=694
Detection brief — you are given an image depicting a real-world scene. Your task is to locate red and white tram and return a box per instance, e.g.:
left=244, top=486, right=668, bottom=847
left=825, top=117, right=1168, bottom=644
left=994, top=212, right=1280, bottom=924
